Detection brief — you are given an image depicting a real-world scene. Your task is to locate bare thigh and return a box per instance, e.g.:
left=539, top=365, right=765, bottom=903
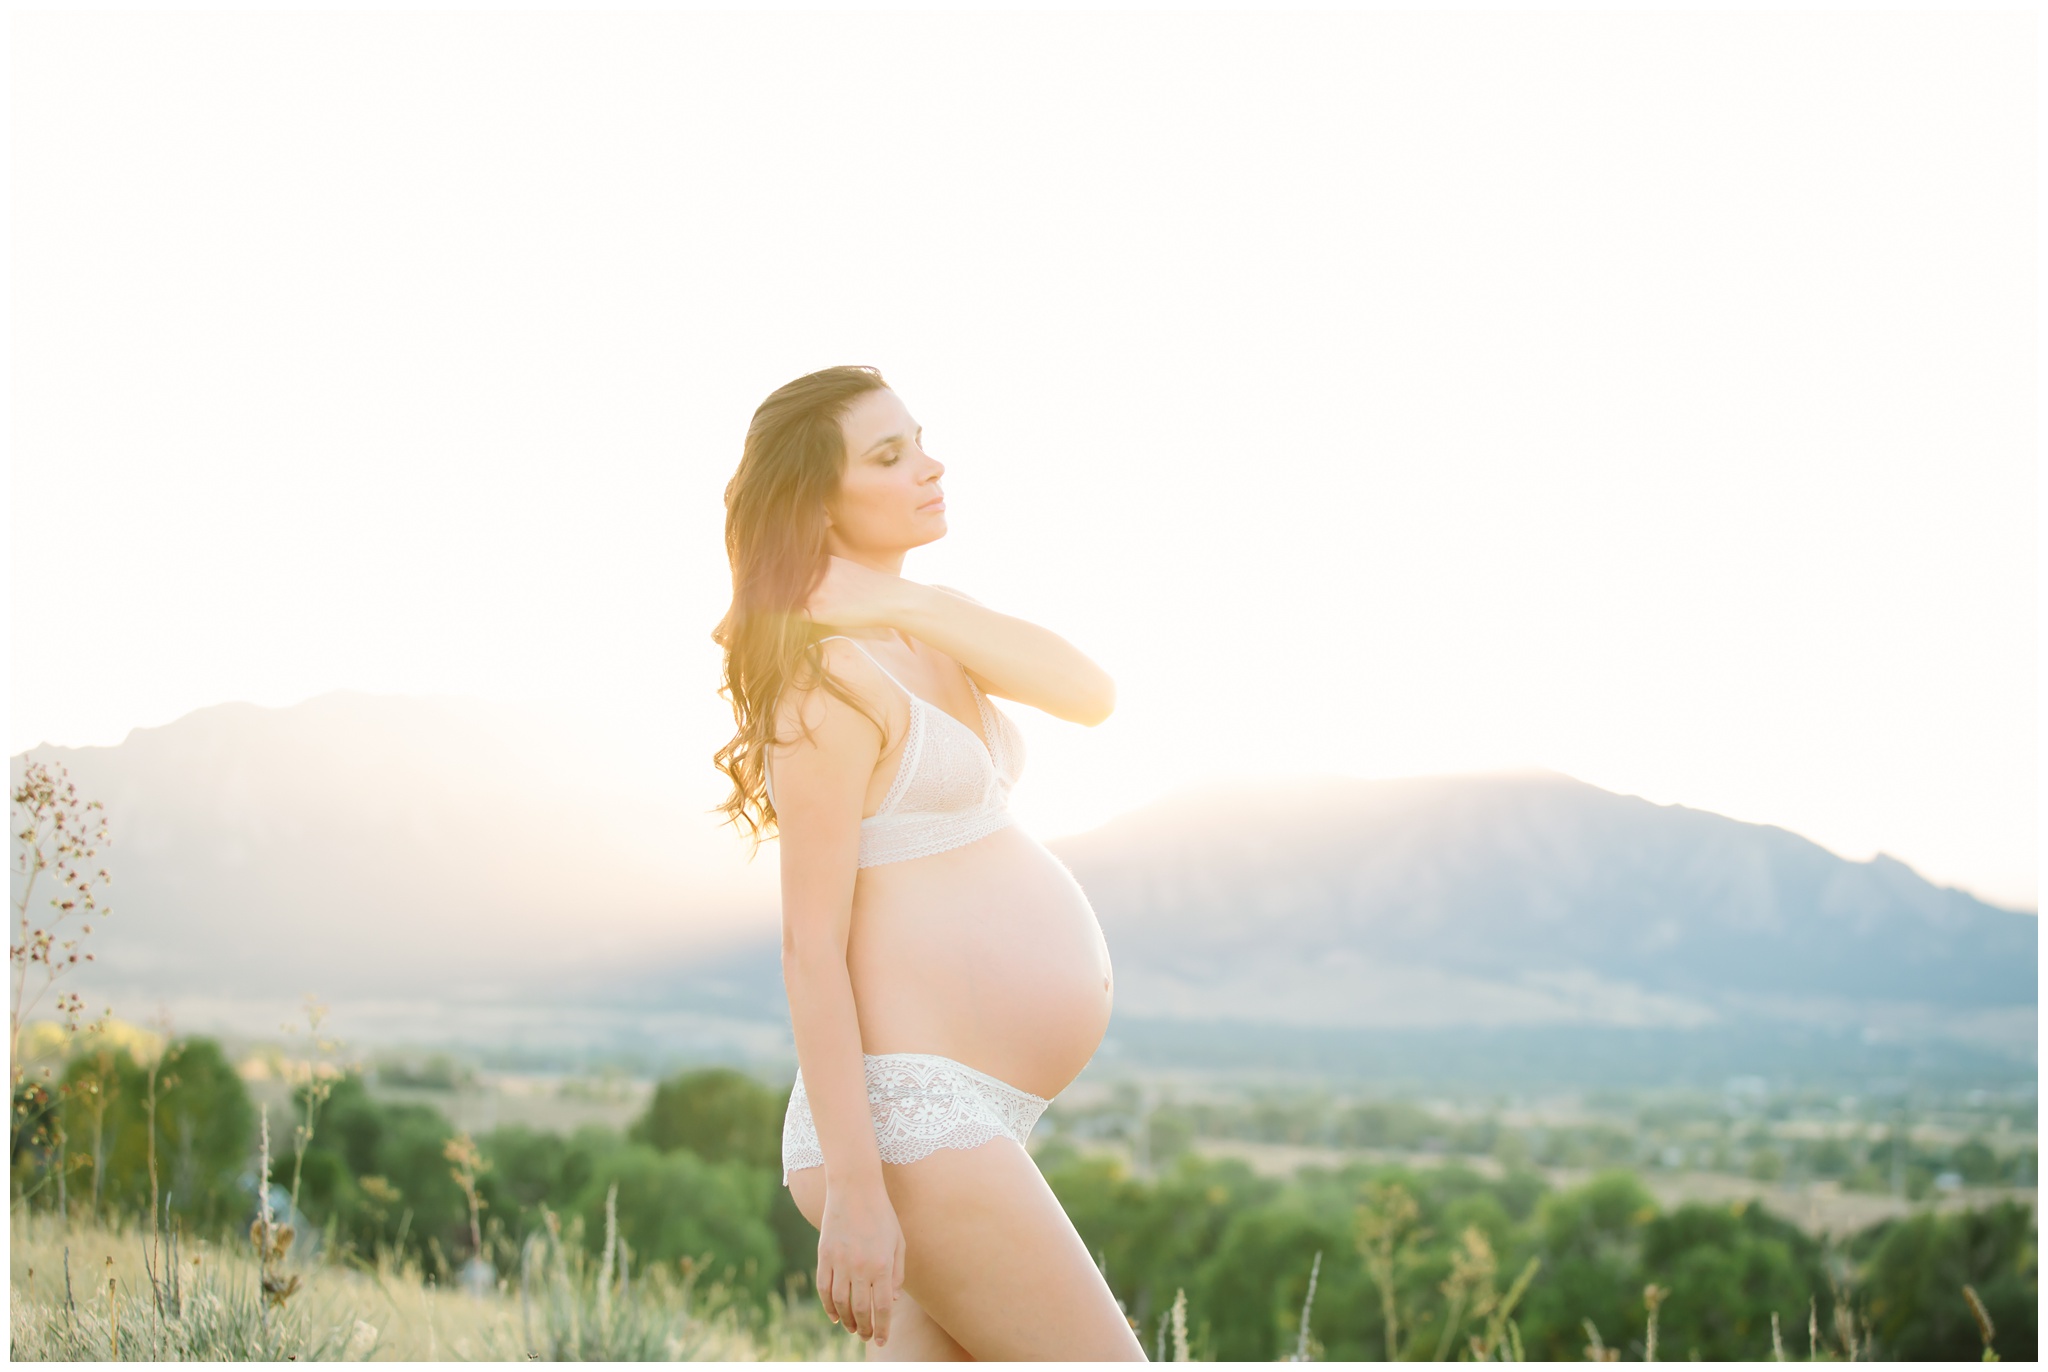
left=865, top=1288, right=974, bottom=1362
left=787, top=1142, right=1146, bottom=1362
left=789, top=1168, right=973, bottom=1361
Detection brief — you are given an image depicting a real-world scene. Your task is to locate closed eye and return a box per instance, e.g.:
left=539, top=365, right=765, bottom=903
left=878, top=427, right=923, bottom=466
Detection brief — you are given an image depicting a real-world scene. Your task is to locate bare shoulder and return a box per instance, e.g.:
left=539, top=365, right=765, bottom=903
left=929, top=583, right=984, bottom=606
left=773, top=636, right=899, bottom=745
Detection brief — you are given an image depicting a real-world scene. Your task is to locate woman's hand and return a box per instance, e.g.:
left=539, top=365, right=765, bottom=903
left=816, top=1180, right=907, bottom=1347
left=802, top=556, right=922, bottom=632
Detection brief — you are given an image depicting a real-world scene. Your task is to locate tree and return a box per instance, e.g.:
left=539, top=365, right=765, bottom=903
left=1851, top=1201, right=2037, bottom=1360
left=627, top=1067, right=783, bottom=1169
left=1518, top=1169, right=1659, bottom=1360
left=53, top=1034, right=253, bottom=1231
left=572, top=1142, right=783, bottom=1302
left=1635, top=1200, right=1829, bottom=1359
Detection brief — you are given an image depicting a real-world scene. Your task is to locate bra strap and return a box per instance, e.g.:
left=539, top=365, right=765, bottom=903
left=817, top=634, right=916, bottom=703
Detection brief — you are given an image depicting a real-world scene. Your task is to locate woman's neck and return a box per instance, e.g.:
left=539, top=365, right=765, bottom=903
left=822, top=536, right=905, bottom=578
left=820, top=538, right=910, bottom=647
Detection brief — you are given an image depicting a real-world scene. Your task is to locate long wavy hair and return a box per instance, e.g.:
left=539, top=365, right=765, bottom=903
left=712, top=365, right=896, bottom=850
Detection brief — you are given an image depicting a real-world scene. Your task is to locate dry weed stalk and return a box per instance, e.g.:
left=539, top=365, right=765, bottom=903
left=597, top=1182, right=621, bottom=1333
left=445, top=1130, right=493, bottom=1265
left=1422, top=1224, right=1537, bottom=1361
left=1643, top=1282, right=1669, bottom=1362
left=276, top=993, right=349, bottom=1224
left=1168, top=1285, right=1189, bottom=1362
left=1962, top=1283, right=1999, bottom=1361
left=249, top=1105, right=302, bottom=1316
left=1290, top=1248, right=1322, bottom=1361
left=1474, top=1248, right=1540, bottom=1361
left=1825, top=1260, right=1866, bottom=1360
left=15, top=1038, right=98, bottom=1222
left=9, top=760, right=113, bottom=1082
left=1582, top=1316, right=1620, bottom=1361
left=1355, top=1178, right=1427, bottom=1361
left=73, top=1024, right=124, bottom=1219
left=9, top=760, right=115, bottom=1222
left=135, top=1007, right=184, bottom=1293
left=1436, top=1225, right=1497, bottom=1361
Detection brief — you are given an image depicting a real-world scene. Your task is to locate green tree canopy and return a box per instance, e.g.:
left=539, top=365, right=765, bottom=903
left=627, top=1067, right=784, bottom=1170
left=572, top=1142, right=783, bottom=1302
left=54, top=1035, right=253, bottom=1231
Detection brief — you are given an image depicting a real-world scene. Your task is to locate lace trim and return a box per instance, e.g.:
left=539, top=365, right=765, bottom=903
left=873, top=697, right=925, bottom=818
left=857, top=807, right=1014, bottom=868
left=782, top=1052, right=1051, bottom=1186
left=969, top=679, right=1003, bottom=776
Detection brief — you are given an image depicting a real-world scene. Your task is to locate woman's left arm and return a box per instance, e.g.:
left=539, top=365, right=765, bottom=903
left=804, top=557, right=1115, bottom=725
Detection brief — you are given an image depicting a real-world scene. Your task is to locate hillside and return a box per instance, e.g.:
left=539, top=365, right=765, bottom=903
left=12, top=697, right=2033, bottom=1073
left=10, top=691, right=778, bottom=1003
left=1052, top=771, right=2036, bottom=1056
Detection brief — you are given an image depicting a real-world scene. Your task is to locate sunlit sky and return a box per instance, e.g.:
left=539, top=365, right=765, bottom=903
left=9, top=6, right=2038, bottom=911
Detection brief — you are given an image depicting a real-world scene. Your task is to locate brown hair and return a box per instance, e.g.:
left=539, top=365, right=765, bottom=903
left=711, top=364, right=895, bottom=850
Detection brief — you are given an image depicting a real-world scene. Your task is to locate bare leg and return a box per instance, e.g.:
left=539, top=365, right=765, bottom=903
left=788, top=1167, right=974, bottom=1361
left=883, top=1139, right=1146, bottom=1361
left=787, top=1144, right=1146, bottom=1361
left=865, top=1288, right=974, bottom=1362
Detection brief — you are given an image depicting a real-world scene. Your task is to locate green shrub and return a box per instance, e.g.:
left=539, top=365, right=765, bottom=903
left=1636, top=1201, right=1828, bottom=1359
left=1850, top=1200, right=2037, bottom=1361
left=47, top=1035, right=253, bottom=1232
left=569, top=1142, right=783, bottom=1305
left=627, top=1067, right=784, bottom=1170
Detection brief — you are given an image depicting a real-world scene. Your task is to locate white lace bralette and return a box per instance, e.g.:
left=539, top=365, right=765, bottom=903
left=765, top=635, right=1027, bottom=867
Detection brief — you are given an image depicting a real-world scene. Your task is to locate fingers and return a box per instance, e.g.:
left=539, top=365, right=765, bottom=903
left=878, top=1239, right=903, bottom=1346
left=818, top=1253, right=900, bottom=1343
left=818, top=1260, right=842, bottom=1327
left=872, top=1283, right=894, bottom=1348
left=847, top=1278, right=877, bottom=1340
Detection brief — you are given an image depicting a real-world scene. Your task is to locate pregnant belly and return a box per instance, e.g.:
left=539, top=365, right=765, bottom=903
left=845, top=822, right=1113, bottom=1100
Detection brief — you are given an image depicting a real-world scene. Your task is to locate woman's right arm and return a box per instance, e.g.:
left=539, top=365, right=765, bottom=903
left=770, top=642, right=905, bottom=1349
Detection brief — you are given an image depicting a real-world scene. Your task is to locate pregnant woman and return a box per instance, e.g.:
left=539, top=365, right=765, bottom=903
left=712, top=365, right=1143, bottom=1361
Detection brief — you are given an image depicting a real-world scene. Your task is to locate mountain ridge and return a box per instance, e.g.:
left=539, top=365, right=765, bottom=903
left=1036, top=769, right=2034, bottom=1060
left=10, top=692, right=2033, bottom=1065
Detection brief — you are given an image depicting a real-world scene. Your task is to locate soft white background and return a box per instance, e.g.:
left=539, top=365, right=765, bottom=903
left=9, top=5, right=2038, bottom=910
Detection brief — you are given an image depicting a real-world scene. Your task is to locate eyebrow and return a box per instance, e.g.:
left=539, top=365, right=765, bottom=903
left=860, top=423, right=922, bottom=458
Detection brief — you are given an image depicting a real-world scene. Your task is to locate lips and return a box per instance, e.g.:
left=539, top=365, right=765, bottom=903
left=918, top=494, right=945, bottom=511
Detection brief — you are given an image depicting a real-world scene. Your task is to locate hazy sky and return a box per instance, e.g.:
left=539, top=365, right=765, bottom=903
left=9, top=7, right=2037, bottom=910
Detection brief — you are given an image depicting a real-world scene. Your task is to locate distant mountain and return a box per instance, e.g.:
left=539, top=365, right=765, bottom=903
left=9, top=691, right=779, bottom=1004
left=1049, top=771, right=2036, bottom=1059
left=12, top=698, right=2034, bottom=1072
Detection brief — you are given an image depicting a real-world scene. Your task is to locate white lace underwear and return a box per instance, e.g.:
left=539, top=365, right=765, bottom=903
left=781, top=1051, right=1053, bottom=1186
